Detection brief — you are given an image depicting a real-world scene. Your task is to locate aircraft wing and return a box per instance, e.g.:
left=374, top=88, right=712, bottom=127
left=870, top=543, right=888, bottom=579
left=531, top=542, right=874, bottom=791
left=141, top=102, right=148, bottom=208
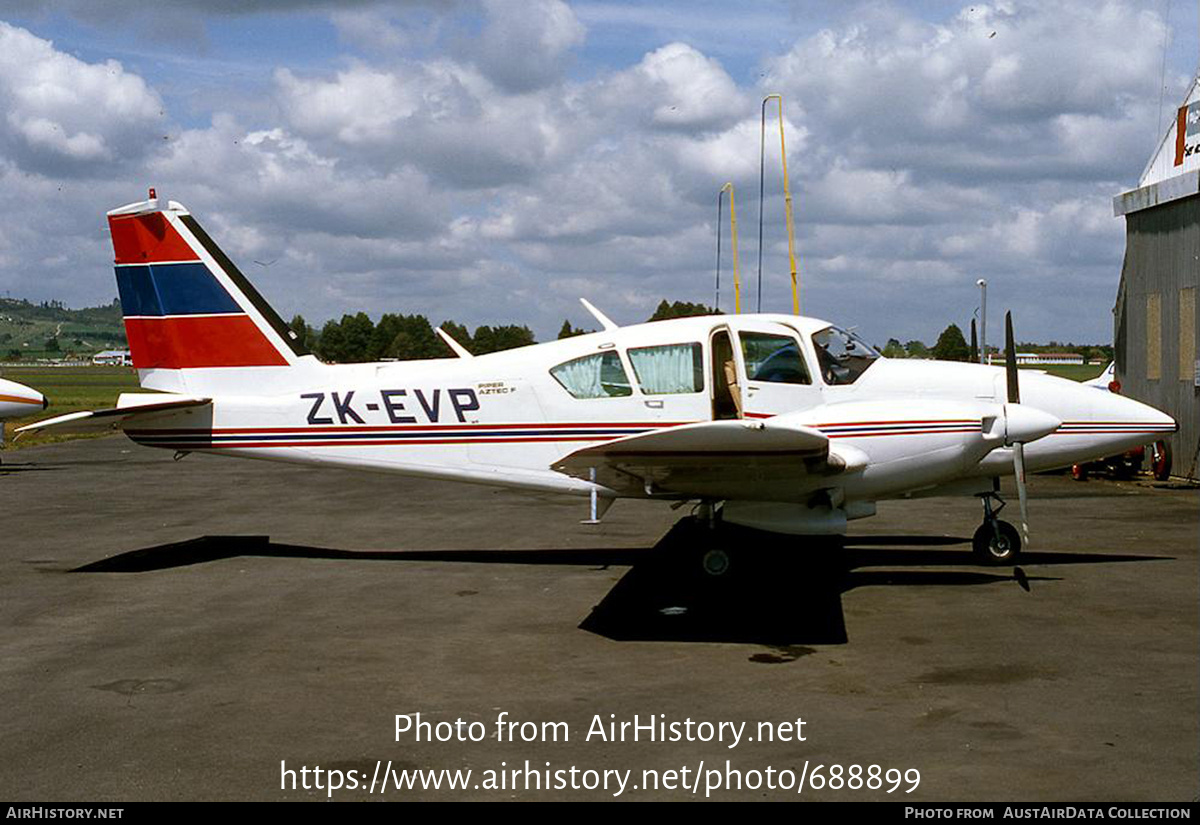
left=553, top=418, right=860, bottom=502
left=15, top=395, right=211, bottom=437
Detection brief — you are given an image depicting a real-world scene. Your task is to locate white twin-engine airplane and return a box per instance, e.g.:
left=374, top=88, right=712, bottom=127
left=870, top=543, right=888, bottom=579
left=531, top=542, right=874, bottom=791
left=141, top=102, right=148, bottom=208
left=20, top=194, right=1176, bottom=570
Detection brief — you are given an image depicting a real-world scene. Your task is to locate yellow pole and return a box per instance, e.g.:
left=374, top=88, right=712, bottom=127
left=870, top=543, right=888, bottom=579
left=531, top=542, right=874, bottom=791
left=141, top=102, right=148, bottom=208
left=763, top=94, right=799, bottom=314
left=721, top=182, right=741, bottom=314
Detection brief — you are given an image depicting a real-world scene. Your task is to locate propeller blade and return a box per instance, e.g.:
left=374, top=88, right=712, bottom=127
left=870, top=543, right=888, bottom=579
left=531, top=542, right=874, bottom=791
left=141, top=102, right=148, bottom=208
left=970, top=318, right=978, bottom=363
left=1012, top=441, right=1030, bottom=549
left=1005, top=311, right=1019, bottom=404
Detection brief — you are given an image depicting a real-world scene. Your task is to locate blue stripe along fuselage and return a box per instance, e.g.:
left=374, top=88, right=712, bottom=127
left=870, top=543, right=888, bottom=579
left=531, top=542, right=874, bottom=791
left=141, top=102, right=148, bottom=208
left=126, top=420, right=984, bottom=450
left=124, top=417, right=1171, bottom=452
left=115, top=262, right=242, bottom=317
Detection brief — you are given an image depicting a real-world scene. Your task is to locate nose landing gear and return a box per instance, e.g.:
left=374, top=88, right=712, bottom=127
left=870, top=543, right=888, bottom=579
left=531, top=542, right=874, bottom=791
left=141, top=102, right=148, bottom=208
left=973, top=491, right=1022, bottom=565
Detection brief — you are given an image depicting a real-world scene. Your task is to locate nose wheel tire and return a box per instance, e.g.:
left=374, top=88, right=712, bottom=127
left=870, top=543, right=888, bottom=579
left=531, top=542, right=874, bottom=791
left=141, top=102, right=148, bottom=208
left=973, top=520, right=1022, bottom=565
left=701, top=548, right=731, bottom=577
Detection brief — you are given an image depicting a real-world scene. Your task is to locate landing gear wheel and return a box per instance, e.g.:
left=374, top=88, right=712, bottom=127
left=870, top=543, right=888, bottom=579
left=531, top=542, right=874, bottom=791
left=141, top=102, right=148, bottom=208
left=1151, top=440, right=1172, bottom=482
left=1114, top=455, right=1139, bottom=480
left=973, top=520, right=1022, bottom=565
left=701, top=548, right=731, bottom=577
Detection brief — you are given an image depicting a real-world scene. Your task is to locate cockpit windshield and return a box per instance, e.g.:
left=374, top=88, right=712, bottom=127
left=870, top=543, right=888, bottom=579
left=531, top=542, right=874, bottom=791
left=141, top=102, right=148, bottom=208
left=811, top=326, right=880, bottom=385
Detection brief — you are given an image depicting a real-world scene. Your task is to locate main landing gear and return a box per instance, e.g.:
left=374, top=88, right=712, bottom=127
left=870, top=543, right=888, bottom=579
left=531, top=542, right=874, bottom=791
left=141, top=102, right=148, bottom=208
left=693, top=502, right=734, bottom=577
left=973, top=491, right=1022, bottom=565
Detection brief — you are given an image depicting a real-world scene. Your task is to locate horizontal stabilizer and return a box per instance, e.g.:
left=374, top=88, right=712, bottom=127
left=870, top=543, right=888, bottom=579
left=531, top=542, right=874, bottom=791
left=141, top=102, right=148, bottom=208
left=554, top=418, right=839, bottom=501
left=16, top=395, right=210, bottom=437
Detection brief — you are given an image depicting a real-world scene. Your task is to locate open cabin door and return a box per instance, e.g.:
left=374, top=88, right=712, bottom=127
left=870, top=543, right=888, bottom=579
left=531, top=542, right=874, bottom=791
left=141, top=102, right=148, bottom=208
left=710, top=327, right=741, bottom=420
left=727, top=322, right=822, bottom=418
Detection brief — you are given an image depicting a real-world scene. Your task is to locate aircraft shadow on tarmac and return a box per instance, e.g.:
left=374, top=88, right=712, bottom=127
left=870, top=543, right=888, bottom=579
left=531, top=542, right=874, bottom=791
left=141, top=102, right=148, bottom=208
left=0, top=461, right=61, bottom=474
left=73, top=518, right=1171, bottom=647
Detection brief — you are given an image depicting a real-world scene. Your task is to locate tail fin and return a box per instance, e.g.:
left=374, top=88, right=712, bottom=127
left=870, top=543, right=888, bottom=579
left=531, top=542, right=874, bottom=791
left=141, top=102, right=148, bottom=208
left=109, top=193, right=313, bottom=393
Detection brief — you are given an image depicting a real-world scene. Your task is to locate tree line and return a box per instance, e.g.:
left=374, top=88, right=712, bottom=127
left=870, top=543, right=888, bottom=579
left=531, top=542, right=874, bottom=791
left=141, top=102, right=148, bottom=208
left=291, top=300, right=720, bottom=363
left=289, top=308, right=1111, bottom=366
left=289, top=312, right=536, bottom=363
left=879, top=324, right=1113, bottom=363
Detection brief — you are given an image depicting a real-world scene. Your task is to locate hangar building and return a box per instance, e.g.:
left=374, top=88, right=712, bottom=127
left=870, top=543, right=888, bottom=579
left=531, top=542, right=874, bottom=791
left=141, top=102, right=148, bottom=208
left=1112, top=76, right=1199, bottom=480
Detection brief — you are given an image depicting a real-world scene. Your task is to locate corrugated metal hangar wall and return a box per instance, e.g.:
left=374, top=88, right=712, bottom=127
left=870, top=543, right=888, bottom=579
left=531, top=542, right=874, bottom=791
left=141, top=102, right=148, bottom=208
left=1114, top=189, right=1199, bottom=479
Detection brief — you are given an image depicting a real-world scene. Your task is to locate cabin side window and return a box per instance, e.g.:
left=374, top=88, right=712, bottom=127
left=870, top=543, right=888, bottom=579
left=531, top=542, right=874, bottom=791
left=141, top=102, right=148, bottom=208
left=550, top=351, right=633, bottom=399
left=739, top=332, right=811, bottom=385
left=628, top=343, right=704, bottom=394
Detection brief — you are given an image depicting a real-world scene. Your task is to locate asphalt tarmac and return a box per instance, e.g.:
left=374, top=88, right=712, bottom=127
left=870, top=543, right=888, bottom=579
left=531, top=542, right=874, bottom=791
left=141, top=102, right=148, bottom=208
left=2, top=436, right=1196, bottom=801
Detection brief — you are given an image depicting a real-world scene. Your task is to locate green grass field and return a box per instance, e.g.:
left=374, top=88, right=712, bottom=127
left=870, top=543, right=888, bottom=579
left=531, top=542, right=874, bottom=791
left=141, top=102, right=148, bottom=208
left=1021, top=363, right=1106, bottom=382
left=2, top=365, right=142, bottom=448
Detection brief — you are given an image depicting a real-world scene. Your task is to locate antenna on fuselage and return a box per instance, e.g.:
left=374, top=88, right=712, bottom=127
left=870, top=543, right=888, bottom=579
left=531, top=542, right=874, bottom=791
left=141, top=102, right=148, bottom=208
left=579, top=298, right=618, bottom=331
left=436, top=327, right=474, bottom=359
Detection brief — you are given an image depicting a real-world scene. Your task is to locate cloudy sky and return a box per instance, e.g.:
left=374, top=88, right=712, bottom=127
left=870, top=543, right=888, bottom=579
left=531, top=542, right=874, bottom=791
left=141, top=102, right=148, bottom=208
left=0, top=1, right=1196, bottom=346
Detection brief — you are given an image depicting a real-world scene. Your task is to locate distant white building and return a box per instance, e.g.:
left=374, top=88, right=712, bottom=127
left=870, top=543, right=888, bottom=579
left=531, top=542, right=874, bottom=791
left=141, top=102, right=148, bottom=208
left=92, top=349, right=132, bottom=366
left=1015, top=352, right=1084, bottom=366
left=987, top=352, right=1085, bottom=366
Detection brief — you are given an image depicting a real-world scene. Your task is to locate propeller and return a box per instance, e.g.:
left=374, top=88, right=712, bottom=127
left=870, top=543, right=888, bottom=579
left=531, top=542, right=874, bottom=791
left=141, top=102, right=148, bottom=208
left=1004, top=311, right=1030, bottom=549
left=970, top=318, right=978, bottom=363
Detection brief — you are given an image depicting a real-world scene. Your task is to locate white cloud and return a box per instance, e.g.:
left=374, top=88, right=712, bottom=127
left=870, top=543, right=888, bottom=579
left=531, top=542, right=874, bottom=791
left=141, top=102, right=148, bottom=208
left=274, top=59, right=575, bottom=189
left=0, top=2, right=1189, bottom=345
left=474, top=0, right=585, bottom=93
left=633, top=42, right=745, bottom=130
left=275, top=65, right=420, bottom=146
left=147, top=114, right=449, bottom=242
left=592, top=42, right=747, bottom=133
left=764, top=1, right=1168, bottom=184
left=0, top=22, right=165, bottom=174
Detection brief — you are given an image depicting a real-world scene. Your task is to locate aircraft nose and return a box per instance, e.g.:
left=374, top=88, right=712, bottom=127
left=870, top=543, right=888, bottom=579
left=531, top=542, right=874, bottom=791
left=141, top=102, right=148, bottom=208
left=1097, top=389, right=1176, bottom=433
left=1143, top=403, right=1176, bottom=431
left=1020, top=369, right=1176, bottom=435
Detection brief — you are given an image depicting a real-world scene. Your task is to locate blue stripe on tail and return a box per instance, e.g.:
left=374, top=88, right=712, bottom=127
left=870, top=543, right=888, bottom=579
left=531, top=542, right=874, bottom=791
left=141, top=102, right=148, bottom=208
left=116, top=263, right=243, bottom=317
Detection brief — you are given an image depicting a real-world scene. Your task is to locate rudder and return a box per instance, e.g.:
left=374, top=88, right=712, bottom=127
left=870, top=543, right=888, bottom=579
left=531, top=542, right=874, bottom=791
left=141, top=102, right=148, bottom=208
left=109, top=192, right=312, bottom=393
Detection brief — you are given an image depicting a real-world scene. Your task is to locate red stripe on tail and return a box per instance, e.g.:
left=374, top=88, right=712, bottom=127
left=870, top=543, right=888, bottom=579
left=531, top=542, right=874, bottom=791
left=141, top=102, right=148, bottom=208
left=110, top=213, right=199, bottom=264
left=125, top=316, right=290, bottom=368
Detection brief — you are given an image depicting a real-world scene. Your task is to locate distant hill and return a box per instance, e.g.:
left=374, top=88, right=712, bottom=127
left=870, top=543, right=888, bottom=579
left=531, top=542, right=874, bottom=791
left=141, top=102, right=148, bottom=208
left=0, top=297, right=126, bottom=360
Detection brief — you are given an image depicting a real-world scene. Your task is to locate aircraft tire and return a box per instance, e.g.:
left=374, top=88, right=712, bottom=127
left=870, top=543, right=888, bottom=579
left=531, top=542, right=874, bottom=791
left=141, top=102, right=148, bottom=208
left=1151, top=441, right=1172, bottom=482
left=972, top=520, right=1021, bottom=565
left=700, top=547, right=732, bottom=577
